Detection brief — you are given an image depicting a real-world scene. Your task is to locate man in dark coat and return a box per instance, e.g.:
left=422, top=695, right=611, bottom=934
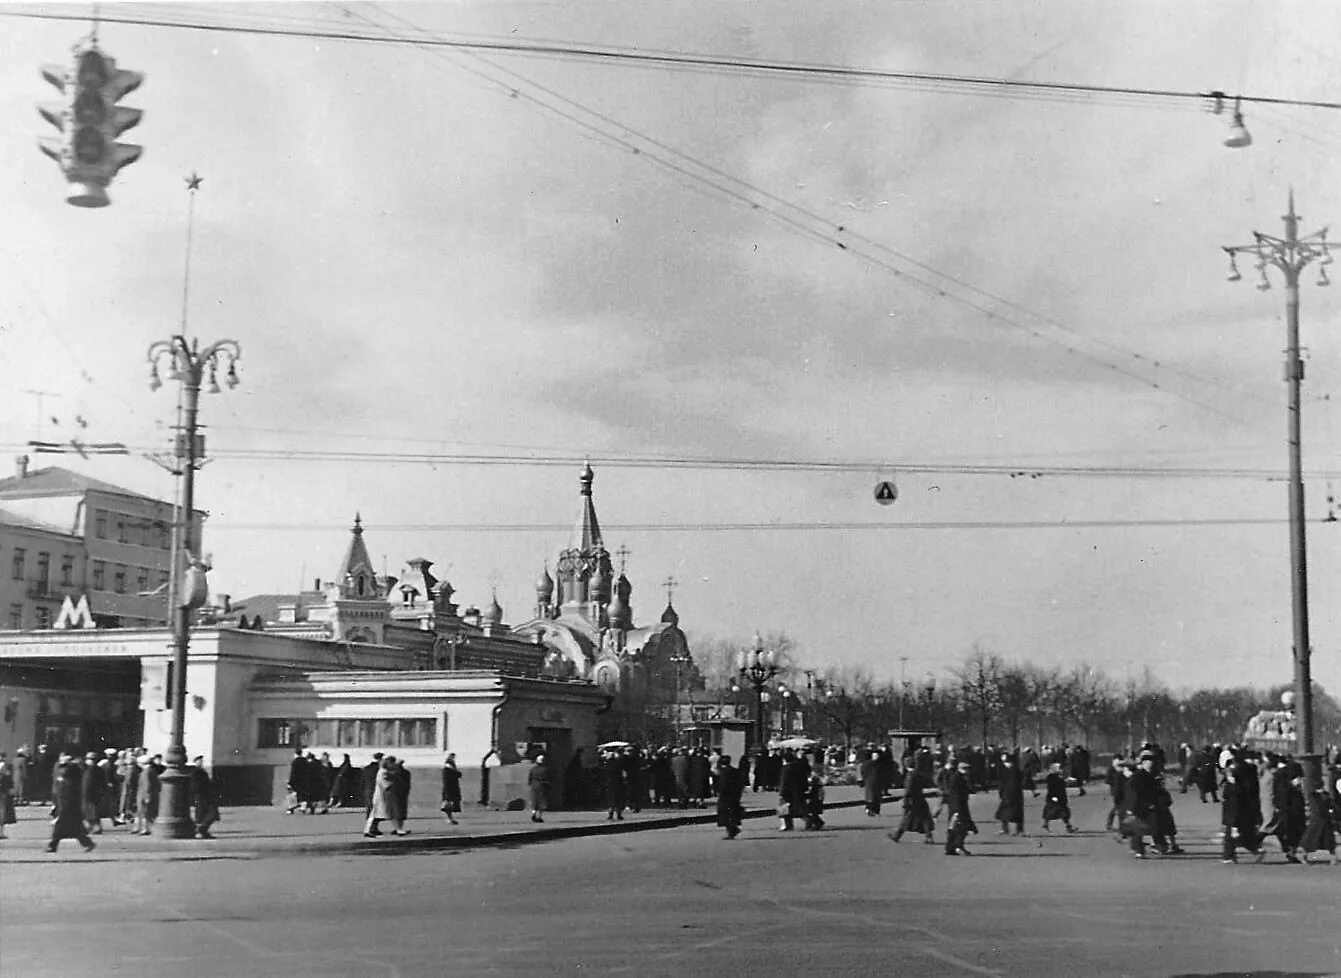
left=189, top=756, right=220, bottom=839
left=440, top=753, right=463, bottom=825
left=777, top=750, right=810, bottom=831
left=1221, top=760, right=1264, bottom=864
left=622, top=747, right=643, bottom=813
left=1267, top=760, right=1306, bottom=863
left=890, top=766, right=936, bottom=844
left=80, top=752, right=108, bottom=835
left=47, top=755, right=96, bottom=853
left=715, top=755, right=746, bottom=839
left=994, top=753, right=1032, bottom=835
left=1105, top=754, right=1127, bottom=833
left=944, top=759, right=976, bottom=855
left=1123, top=752, right=1165, bottom=858
left=688, top=749, right=710, bottom=808
left=1041, top=762, right=1076, bottom=833
left=860, top=749, right=883, bottom=816
left=285, top=748, right=305, bottom=814
left=601, top=748, right=626, bottom=820
left=1069, top=745, right=1090, bottom=796
left=361, top=753, right=383, bottom=817
left=670, top=749, right=691, bottom=810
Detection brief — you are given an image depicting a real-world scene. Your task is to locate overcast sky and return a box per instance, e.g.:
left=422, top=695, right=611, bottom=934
left=1, top=1, right=1338, bottom=695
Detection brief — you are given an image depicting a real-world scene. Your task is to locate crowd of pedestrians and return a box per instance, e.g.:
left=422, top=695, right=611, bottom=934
left=0, top=744, right=219, bottom=851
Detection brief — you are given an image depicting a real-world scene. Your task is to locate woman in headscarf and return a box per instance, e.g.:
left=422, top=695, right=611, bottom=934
left=327, top=754, right=354, bottom=811
left=440, top=753, right=463, bottom=826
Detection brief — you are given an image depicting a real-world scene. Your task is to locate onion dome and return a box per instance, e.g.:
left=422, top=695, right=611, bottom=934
left=660, top=601, right=679, bottom=626
left=607, top=590, right=631, bottom=630
left=535, top=565, right=554, bottom=602
left=485, top=592, right=503, bottom=625
left=590, top=556, right=612, bottom=604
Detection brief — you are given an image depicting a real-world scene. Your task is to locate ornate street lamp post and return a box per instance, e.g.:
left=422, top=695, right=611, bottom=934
left=147, top=334, right=240, bottom=839
left=738, top=631, right=777, bottom=757
left=1222, top=193, right=1333, bottom=820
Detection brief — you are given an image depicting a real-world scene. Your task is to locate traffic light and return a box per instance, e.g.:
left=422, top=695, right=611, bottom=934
left=38, top=44, right=143, bottom=208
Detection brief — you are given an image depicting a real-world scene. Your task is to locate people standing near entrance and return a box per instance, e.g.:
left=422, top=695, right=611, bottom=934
left=98, top=750, right=119, bottom=827
left=528, top=754, right=551, bottom=823
left=32, top=744, right=54, bottom=804
left=715, top=755, right=745, bottom=840
left=670, top=749, right=691, bottom=810
left=601, top=748, right=626, bottom=820
left=47, top=754, right=95, bottom=854
left=1041, top=762, right=1077, bottom=833
left=133, top=754, right=160, bottom=836
left=190, top=756, right=220, bottom=839
left=285, top=748, right=305, bottom=814
left=622, top=746, right=644, bottom=814
left=117, top=750, right=139, bottom=825
left=80, top=752, right=107, bottom=835
left=440, top=754, right=462, bottom=826
left=0, top=751, right=16, bottom=840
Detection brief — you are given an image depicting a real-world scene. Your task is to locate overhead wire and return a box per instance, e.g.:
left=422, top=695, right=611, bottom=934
left=6, top=439, right=1334, bottom=482
left=5, top=5, right=1338, bottom=111
left=353, top=2, right=1260, bottom=427
left=206, top=516, right=1331, bottom=533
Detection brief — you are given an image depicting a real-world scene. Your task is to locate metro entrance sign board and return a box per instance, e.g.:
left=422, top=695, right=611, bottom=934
left=874, top=480, right=898, bottom=505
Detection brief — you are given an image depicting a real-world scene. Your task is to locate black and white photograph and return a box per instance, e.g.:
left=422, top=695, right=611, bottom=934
left=0, top=2, right=1339, bottom=976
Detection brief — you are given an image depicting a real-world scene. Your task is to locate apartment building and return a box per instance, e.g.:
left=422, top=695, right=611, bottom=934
left=0, top=455, right=202, bottom=629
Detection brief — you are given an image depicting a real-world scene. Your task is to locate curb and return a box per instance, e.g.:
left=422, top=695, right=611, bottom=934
left=0, top=797, right=878, bottom=863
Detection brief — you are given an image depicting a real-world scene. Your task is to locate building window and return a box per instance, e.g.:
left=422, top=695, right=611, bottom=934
left=12, top=548, right=25, bottom=581
left=113, top=567, right=126, bottom=594
left=7, top=605, right=21, bottom=629
left=92, top=561, right=106, bottom=591
left=136, top=567, right=149, bottom=591
left=35, top=606, right=52, bottom=629
left=337, top=720, right=358, bottom=747
left=116, top=519, right=127, bottom=544
left=95, top=510, right=107, bottom=539
left=36, top=552, right=50, bottom=588
left=158, top=569, right=170, bottom=587
left=258, top=719, right=294, bottom=749
left=60, top=554, right=74, bottom=586
left=398, top=718, right=437, bottom=748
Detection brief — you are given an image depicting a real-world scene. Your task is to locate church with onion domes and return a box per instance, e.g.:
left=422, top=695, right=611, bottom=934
left=512, top=462, right=694, bottom=697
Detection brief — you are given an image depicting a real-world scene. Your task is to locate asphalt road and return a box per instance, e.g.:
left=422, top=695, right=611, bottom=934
left=2, top=790, right=1337, bottom=978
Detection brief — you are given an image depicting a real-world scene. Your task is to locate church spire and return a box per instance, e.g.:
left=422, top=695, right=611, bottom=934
left=575, top=460, right=603, bottom=552
left=336, top=512, right=379, bottom=598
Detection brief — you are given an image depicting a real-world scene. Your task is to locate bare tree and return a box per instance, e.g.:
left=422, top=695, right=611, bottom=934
left=955, top=647, right=1004, bottom=750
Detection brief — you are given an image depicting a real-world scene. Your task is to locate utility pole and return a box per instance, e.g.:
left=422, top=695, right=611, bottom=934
left=1223, top=191, right=1333, bottom=821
